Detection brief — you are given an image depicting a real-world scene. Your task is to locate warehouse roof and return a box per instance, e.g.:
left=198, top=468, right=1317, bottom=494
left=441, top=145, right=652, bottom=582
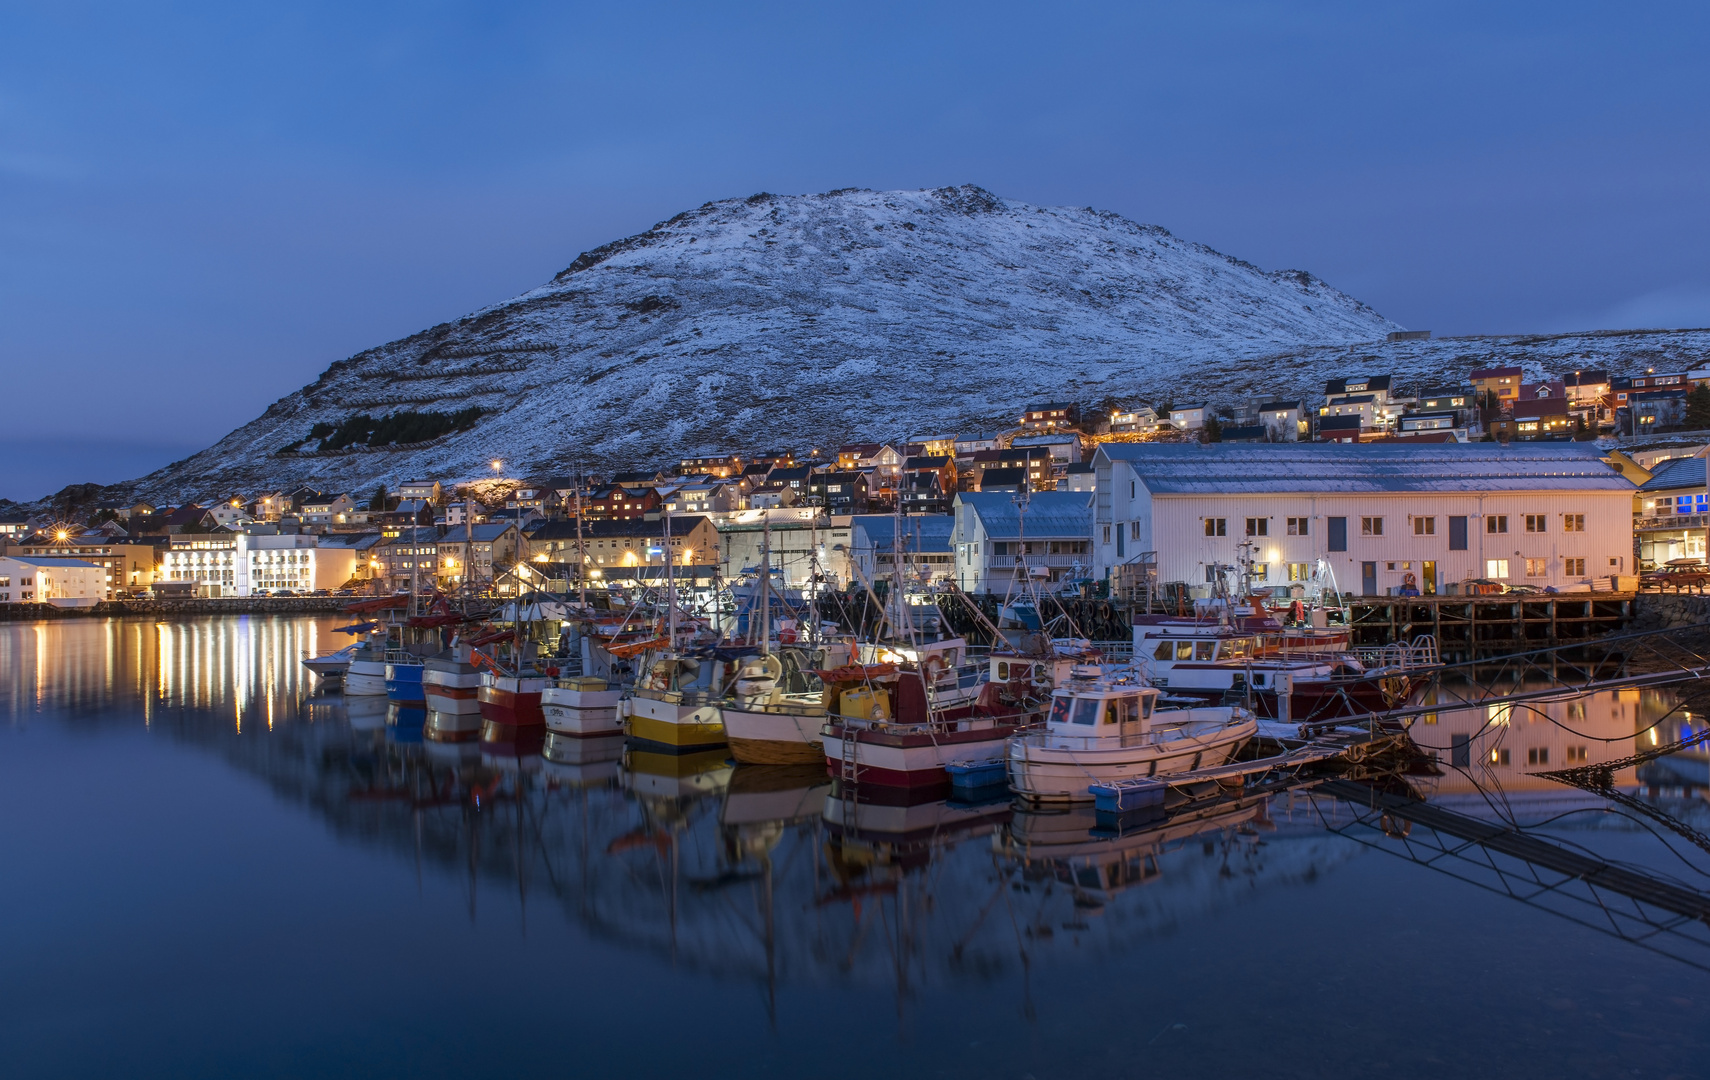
left=1094, top=443, right=1633, bottom=494
left=954, top=491, right=1093, bottom=539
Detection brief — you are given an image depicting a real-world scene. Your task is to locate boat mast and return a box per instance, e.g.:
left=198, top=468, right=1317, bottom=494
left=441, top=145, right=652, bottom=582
left=574, top=471, right=587, bottom=609
left=664, top=507, right=677, bottom=649
left=758, top=515, right=771, bottom=657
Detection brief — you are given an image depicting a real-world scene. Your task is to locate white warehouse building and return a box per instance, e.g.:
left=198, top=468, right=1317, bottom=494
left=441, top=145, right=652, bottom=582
left=1091, top=443, right=1636, bottom=596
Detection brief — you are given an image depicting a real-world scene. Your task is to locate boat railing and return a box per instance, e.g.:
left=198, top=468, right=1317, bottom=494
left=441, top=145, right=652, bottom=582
left=630, top=686, right=721, bottom=706
left=729, top=698, right=829, bottom=716
left=1092, top=640, right=1134, bottom=662
left=1355, top=635, right=1440, bottom=671
left=384, top=649, right=417, bottom=664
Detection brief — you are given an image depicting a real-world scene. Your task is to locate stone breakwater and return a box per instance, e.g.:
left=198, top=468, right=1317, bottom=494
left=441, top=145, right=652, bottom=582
left=0, top=597, right=350, bottom=621
left=1628, top=592, right=1710, bottom=634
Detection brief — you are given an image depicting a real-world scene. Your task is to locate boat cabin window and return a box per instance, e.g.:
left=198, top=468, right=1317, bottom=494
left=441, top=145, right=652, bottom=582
left=1073, top=698, right=1101, bottom=725
left=997, top=661, right=1032, bottom=681
left=1049, top=697, right=1073, bottom=725
left=1195, top=641, right=1216, bottom=661
left=1140, top=695, right=1154, bottom=719
left=1154, top=640, right=1193, bottom=661
left=1106, top=695, right=1141, bottom=725
left=1223, top=638, right=1253, bottom=660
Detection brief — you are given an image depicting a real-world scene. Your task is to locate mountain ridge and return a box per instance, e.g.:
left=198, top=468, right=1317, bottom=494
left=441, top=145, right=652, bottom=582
left=92, top=184, right=1710, bottom=504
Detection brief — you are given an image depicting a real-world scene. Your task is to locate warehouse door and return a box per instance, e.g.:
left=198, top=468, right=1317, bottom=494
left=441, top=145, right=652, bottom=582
left=1361, top=561, right=1377, bottom=596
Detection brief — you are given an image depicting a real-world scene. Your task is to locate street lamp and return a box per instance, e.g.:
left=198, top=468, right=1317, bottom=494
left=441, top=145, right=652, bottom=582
left=491, top=459, right=503, bottom=476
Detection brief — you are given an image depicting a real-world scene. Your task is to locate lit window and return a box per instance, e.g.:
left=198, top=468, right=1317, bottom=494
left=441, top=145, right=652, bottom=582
left=1563, top=514, right=1585, bottom=532
left=1486, top=558, right=1510, bottom=578
left=1203, top=518, right=1226, bottom=537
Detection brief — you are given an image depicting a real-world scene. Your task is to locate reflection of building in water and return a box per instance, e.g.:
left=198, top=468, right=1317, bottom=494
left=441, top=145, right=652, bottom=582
left=4, top=615, right=1365, bottom=999
left=0, top=616, right=330, bottom=726
left=1409, top=683, right=1672, bottom=794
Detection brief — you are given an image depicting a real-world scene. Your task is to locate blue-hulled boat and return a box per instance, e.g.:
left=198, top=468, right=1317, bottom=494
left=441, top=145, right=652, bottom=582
left=385, top=649, right=426, bottom=703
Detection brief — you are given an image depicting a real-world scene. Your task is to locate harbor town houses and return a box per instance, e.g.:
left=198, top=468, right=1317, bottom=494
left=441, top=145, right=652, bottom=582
left=1091, top=443, right=1635, bottom=597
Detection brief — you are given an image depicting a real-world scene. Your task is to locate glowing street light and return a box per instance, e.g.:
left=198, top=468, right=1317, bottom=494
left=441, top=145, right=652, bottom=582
left=491, top=459, right=503, bottom=476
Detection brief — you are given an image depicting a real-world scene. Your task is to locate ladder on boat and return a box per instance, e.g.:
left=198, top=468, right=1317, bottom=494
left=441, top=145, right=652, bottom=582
left=839, top=723, right=862, bottom=787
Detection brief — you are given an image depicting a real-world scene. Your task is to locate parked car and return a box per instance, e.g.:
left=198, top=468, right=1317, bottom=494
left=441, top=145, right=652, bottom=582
left=1641, top=559, right=1710, bottom=591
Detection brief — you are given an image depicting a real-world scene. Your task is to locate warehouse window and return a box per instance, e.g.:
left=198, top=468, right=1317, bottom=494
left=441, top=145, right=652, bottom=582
left=1486, top=558, right=1510, bottom=578
left=1413, top=517, right=1435, bottom=536
left=1525, top=514, right=1547, bottom=533
left=1564, top=557, right=1586, bottom=575
left=1203, top=518, right=1226, bottom=537
left=1525, top=558, right=1547, bottom=577
left=1361, top=516, right=1383, bottom=536
left=1245, top=518, right=1267, bottom=537
left=1563, top=514, right=1585, bottom=532
left=1287, top=517, right=1308, bottom=536
left=1487, top=515, right=1508, bottom=534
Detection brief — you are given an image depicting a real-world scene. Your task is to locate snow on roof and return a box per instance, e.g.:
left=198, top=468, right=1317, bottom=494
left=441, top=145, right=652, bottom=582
left=850, top=514, right=954, bottom=553
left=1639, top=456, right=1706, bottom=493
left=954, top=491, right=1093, bottom=538
left=1095, top=443, right=1633, bottom=494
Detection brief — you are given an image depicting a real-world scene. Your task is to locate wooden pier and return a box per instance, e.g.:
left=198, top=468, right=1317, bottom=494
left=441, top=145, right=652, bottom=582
left=1345, top=594, right=1636, bottom=661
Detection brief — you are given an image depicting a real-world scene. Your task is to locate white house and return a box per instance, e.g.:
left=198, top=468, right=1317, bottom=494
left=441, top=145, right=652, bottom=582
left=0, top=557, right=106, bottom=606
left=951, top=491, right=1094, bottom=594
left=1091, top=443, right=1635, bottom=597
left=1257, top=401, right=1306, bottom=442
left=1168, top=403, right=1207, bottom=431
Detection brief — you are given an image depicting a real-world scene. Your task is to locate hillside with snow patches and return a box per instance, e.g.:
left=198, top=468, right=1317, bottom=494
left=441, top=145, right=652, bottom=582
left=117, top=185, right=1710, bottom=503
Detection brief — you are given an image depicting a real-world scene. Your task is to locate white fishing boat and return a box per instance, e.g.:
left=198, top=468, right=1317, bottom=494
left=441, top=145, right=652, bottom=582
left=345, top=641, right=390, bottom=696
left=542, top=676, right=625, bottom=738
left=1005, top=673, right=1255, bottom=803
left=423, top=642, right=483, bottom=716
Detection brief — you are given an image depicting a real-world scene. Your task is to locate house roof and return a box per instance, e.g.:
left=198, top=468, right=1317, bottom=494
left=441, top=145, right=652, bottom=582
left=978, top=467, right=1027, bottom=487
left=1511, top=397, right=1569, bottom=419
left=1325, top=375, right=1392, bottom=395
left=1219, top=425, right=1268, bottom=442
left=437, top=523, right=516, bottom=542
left=1639, top=456, right=1707, bottom=493
left=1257, top=401, right=1301, bottom=414
left=904, top=455, right=950, bottom=470
left=954, top=491, right=1093, bottom=539
left=1096, top=442, right=1632, bottom=494
left=1316, top=416, right=1364, bottom=431
left=1471, top=366, right=1523, bottom=380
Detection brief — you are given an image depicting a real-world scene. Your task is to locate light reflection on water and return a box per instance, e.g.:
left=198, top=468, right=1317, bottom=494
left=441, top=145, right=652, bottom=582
left=5, top=615, right=1710, bottom=1077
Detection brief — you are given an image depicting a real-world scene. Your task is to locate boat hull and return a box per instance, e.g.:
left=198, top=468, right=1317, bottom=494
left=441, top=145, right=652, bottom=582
left=541, top=686, right=625, bottom=738
left=385, top=662, right=425, bottom=703
left=478, top=679, right=546, bottom=727
left=623, top=693, right=725, bottom=752
left=1007, top=715, right=1257, bottom=803
left=345, top=659, right=389, bottom=696
left=722, top=705, right=826, bottom=765
left=822, top=721, right=1018, bottom=788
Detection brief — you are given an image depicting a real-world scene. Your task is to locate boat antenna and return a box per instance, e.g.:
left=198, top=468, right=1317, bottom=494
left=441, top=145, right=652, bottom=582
left=574, top=468, right=588, bottom=609
left=758, top=513, right=771, bottom=656
left=665, top=506, right=677, bottom=649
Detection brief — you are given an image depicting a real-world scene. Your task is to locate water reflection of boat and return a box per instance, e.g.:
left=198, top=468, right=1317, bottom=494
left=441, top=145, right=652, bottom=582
left=822, top=786, right=1012, bottom=848
left=721, top=765, right=831, bottom=828
left=542, top=734, right=626, bottom=786
left=624, top=747, right=734, bottom=800
left=345, top=693, right=390, bottom=731
left=997, top=798, right=1265, bottom=907
left=387, top=703, right=426, bottom=744
left=346, top=641, right=390, bottom=696
left=424, top=707, right=482, bottom=743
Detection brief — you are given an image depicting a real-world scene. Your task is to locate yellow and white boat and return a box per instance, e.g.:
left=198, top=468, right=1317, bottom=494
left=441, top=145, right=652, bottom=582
left=621, top=653, right=726, bottom=752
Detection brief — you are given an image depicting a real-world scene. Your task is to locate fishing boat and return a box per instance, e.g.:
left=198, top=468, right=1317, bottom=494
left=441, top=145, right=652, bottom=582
left=622, top=654, right=726, bottom=751
left=344, top=641, right=391, bottom=696
left=542, top=675, right=625, bottom=738
left=423, top=642, right=483, bottom=716
left=384, top=650, right=426, bottom=704
left=478, top=665, right=548, bottom=737
left=1135, top=619, right=1421, bottom=722
left=723, top=642, right=858, bottom=765
left=1005, top=672, right=1256, bottom=803
left=821, top=635, right=1041, bottom=790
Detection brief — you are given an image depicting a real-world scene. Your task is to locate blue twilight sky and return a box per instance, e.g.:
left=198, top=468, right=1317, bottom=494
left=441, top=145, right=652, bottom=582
left=3, top=2, right=1709, bottom=500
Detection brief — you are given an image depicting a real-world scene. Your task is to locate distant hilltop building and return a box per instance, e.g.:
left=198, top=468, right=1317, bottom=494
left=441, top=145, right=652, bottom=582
left=1387, top=330, right=1432, bottom=341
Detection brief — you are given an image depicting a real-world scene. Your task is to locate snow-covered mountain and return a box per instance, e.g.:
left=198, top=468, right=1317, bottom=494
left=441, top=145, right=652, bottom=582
left=116, top=184, right=1708, bottom=503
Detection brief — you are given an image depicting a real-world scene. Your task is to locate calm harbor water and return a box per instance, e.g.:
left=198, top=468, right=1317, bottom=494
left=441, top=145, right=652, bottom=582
left=4, top=615, right=1710, bottom=1079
